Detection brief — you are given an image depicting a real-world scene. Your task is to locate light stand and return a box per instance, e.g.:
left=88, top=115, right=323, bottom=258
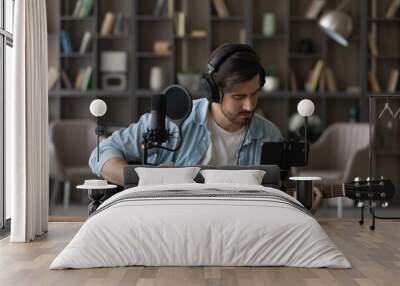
left=297, top=99, right=315, bottom=165
left=89, top=99, right=107, bottom=162
left=290, top=99, right=317, bottom=210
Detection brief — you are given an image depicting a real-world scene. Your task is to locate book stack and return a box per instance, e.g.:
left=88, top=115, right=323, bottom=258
left=74, top=66, right=93, bottom=91
left=72, top=0, right=94, bottom=17
left=100, top=12, right=126, bottom=35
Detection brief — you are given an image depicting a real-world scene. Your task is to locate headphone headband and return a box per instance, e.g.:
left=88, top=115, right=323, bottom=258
left=207, top=44, right=257, bottom=74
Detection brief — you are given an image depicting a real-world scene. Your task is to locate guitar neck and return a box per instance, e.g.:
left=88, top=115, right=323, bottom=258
left=286, top=183, right=345, bottom=198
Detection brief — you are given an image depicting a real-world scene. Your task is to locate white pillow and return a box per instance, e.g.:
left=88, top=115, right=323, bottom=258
left=135, top=167, right=201, bottom=186
left=200, top=169, right=266, bottom=185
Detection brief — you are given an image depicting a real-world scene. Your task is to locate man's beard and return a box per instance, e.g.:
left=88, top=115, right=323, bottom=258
left=220, top=105, right=253, bottom=127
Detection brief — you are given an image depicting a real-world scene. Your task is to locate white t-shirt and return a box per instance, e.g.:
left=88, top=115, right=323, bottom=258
left=199, top=113, right=246, bottom=166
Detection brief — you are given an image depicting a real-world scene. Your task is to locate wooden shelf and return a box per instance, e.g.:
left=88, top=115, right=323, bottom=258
left=96, top=34, right=129, bottom=40
left=49, top=90, right=130, bottom=98
left=261, top=91, right=361, bottom=99
left=368, top=18, right=400, bottom=23
left=60, top=16, right=94, bottom=21
left=137, top=52, right=172, bottom=58
left=211, top=16, right=244, bottom=22
left=252, top=34, right=286, bottom=41
left=60, top=53, right=94, bottom=58
left=137, top=16, right=172, bottom=21
left=174, top=35, right=208, bottom=40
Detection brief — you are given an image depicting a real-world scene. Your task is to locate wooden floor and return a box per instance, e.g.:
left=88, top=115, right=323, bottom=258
left=0, top=220, right=399, bottom=286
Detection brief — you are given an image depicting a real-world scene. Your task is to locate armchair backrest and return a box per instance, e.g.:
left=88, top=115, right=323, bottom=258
left=316, top=123, right=369, bottom=169
left=49, top=119, right=97, bottom=168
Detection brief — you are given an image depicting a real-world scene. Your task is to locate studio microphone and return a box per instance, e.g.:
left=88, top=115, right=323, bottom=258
left=149, top=93, right=169, bottom=145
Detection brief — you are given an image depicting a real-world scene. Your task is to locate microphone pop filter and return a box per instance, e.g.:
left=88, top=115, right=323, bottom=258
left=164, top=85, right=192, bottom=124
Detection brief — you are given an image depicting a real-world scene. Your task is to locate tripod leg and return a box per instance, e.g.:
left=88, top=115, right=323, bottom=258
left=370, top=207, right=376, bottom=231
left=359, top=204, right=364, bottom=225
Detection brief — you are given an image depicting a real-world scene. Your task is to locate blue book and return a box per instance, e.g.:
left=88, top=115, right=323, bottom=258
left=60, top=31, right=73, bottom=53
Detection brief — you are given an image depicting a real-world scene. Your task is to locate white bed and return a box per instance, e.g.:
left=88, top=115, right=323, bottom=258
left=50, top=183, right=351, bottom=269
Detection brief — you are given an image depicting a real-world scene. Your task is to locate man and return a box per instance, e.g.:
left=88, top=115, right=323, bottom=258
left=88, top=43, right=322, bottom=212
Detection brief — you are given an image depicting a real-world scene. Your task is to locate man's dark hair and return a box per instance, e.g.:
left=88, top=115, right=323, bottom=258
left=210, top=44, right=262, bottom=92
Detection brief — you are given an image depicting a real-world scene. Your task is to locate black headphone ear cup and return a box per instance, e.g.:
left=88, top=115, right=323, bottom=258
left=200, top=73, right=220, bottom=103
left=259, top=66, right=266, bottom=88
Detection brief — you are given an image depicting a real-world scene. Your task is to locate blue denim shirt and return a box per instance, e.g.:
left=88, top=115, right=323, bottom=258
left=89, top=98, right=283, bottom=177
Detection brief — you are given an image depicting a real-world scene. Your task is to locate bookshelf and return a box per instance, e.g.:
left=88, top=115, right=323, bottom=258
left=47, top=0, right=369, bottom=132
left=367, top=0, right=400, bottom=202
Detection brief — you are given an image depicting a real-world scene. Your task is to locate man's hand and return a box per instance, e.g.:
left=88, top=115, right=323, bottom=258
left=310, top=187, right=323, bottom=215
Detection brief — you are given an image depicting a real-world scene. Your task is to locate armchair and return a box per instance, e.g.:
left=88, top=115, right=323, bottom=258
left=293, top=123, right=370, bottom=217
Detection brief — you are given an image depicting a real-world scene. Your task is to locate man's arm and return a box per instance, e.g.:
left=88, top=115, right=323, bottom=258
left=101, top=157, right=127, bottom=186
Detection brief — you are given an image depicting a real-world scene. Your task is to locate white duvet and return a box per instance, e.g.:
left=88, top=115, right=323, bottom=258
left=50, top=183, right=351, bottom=269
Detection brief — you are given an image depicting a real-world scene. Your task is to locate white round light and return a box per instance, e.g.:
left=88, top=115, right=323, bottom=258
left=297, top=99, right=315, bottom=117
left=89, top=99, right=107, bottom=117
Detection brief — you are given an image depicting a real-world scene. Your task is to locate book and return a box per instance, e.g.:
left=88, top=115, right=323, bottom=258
left=61, top=70, right=73, bottom=89
left=79, top=31, right=92, bottom=54
left=153, top=40, right=171, bottom=55
left=80, top=66, right=93, bottom=91
left=191, top=30, right=207, bottom=38
left=368, top=32, right=379, bottom=57
left=304, top=0, right=325, bottom=19
left=212, top=0, right=230, bottom=18
left=72, top=0, right=83, bottom=17
left=60, top=31, right=73, bottom=53
left=310, top=59, right=324, bottom=92
left=325, top=67, right=338, bottom=92
left=100, top=12, right=116, bottom=35
left=168, top=0, right=174, bottom=18
left=74, top=68, right=85, bottom=90
left=154, top=0, right=167, bottom=16
left=112, top=13, right=125, bottom=34
left=368, top=70, right=381, bottom=93
left=48, top=66, right=59, bottom=90
left=78, top=0, right=93, bottom=17
left=386, top=0, right=400, bottom=18
left=175, top=12, right=186, bottom=37
left=387, top=68, right=399, bottom=92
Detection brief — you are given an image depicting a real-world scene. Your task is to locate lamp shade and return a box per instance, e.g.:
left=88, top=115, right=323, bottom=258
left=318, top=10, right=353, bottom=47
left=90, top=99, right=107, bottom=117
left=297, top=99, right=315, bottom=117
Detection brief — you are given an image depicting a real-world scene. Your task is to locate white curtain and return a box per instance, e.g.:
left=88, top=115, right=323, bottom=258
left=7, top=0, right=48, bottom=242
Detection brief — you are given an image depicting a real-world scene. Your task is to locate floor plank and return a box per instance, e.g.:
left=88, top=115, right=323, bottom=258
left=0, top=220, right=399, bottom=286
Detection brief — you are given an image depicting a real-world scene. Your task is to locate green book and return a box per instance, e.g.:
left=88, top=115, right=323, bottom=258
left=80, top=66, right=93, bottom=91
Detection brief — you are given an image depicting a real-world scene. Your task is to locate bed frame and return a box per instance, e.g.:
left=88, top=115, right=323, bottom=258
left=123, top=165, right=281, bottom=189
left=88, top=165, right=281, bottom=215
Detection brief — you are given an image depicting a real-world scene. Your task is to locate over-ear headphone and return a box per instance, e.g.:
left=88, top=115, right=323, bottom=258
left=200, top=43, right=266, bottom=103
